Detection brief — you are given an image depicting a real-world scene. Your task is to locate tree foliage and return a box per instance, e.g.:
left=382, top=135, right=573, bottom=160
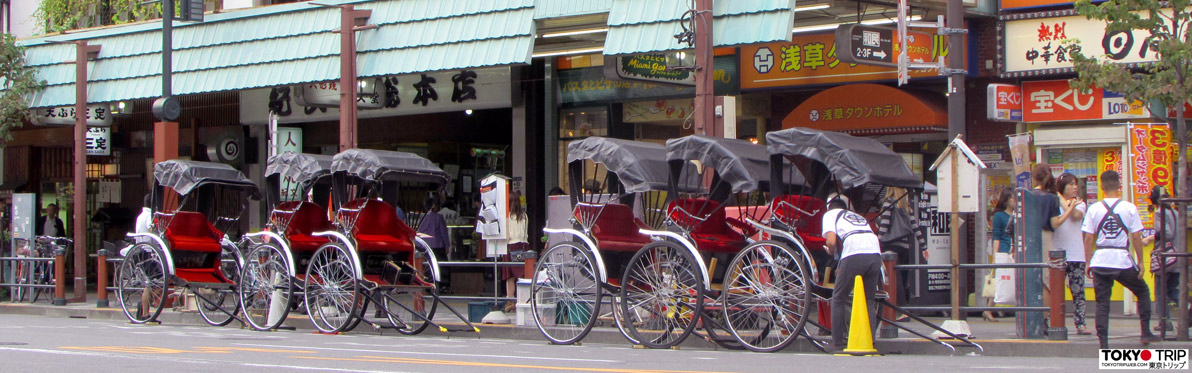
left=35, top=0, right=168, bottom=34
left=1068, top=0, right=1192, bottom=108
left=0, top=35, right=46, bottom=147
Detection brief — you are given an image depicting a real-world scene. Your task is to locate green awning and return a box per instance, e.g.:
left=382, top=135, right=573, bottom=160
left=604, top=0, right=795, bottom=56
left=19, top=0, right=535, bottom=109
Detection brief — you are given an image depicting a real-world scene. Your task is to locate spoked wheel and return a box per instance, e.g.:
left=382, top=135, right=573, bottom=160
left=239, top=242, right=294, bottom=331
left=303, top=243, right=361, bottom=333
left=722, top=240, right=811, bottom=352
left=116, top=243, right=169, bottom=324
left=384, top=241, right=441, bottom=335
left=196, top=248, right=242, bottom=326
left=531, top=242, right=603, bottom=345
left=620, top=240, right=705, bottom=349
left=30, top=261, right=52, bottom=303
left=609, top=293, right=641, bottom=345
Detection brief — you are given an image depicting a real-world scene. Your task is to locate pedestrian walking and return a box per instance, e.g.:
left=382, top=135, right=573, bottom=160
left=822, top=193, right=881, bottom=352
left=1081, top=170, right=1159, bottom=349
left=1054, top=173, right=1091, bottom=335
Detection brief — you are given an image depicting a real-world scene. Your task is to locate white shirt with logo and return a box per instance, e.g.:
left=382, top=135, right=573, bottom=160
left=821, top=209, right=881, bottom=260
left=1080, top=198, right=1144, bottom=269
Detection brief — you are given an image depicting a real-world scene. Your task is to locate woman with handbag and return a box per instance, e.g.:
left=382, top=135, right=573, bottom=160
left=989, top=188, right=1018, bottom=322
left=1054, top=173, right=1091, bottom=335
left=877, top=187, right=922, bottom=319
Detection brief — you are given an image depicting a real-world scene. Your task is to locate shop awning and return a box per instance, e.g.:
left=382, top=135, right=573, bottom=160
left=604, top=0, right=795, bottom=55
left=19, top=0, right=535, bottom=109
left=781, top=84, right=947, bottom=135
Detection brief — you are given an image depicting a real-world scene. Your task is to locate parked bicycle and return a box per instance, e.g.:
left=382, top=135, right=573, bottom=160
left=11, top=236, right=70, bottom=303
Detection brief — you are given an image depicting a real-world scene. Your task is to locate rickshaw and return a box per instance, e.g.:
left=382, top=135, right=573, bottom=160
left=302, top=148, right=477, bottom=335
left=119, top=160, right=260, bottom=326
left=618, top=135, right=812, bottom=351
left=237, top=152, right=333, bottom=331
left=533, top=137, right=676, bottom=345
left=763, top=127, right=980, bottom=353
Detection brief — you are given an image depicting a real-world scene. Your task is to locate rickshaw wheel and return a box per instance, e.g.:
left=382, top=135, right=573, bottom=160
left=722, top=240, right=811, bottom=353
left=385, top=241, right=440, bottom=335
left=531, top=242, right=603, bottom=345
left=303, top=243, right=361, bottom=333
left=196, top=248, right=242, bottom=327
left=620, top=240, right=704, bottom=349
left=116, top=243, right=168, bottom=324
left=610, top=293, right=641, bottom=345
left=238, top=242, right=294, bottom=331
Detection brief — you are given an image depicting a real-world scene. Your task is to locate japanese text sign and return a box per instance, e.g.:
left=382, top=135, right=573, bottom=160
left=781, top=83, right=945, bottom=132
left=240, top=67, right=512, bottom=125
left=33, top=105, right=113, bottom=127
left=987, top=84, right=1023, bottom=122
left=742, top=28, right=962, bottom=89
left=1128, top=124, right=1174, bottom=226
left=274, top=127, right=304, bottom=202
left=1001, top=10, right=1175, bottom=77
left=86, top=127, right=111, bottom=156
left=1021, top=80, right=1149, bottom=122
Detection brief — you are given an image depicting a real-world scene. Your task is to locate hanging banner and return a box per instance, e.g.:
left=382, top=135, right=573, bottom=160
left=275, top=127, right=304, bottom=201
left=1097, top=148, right=1123, bottom=202
left=1008, top=133, right=1033, bottom=188
left=1127, top=124, right=1174, bottom=226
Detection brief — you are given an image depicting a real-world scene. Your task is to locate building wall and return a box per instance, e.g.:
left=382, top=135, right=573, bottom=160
left=11, top=0, right=39, bottom=38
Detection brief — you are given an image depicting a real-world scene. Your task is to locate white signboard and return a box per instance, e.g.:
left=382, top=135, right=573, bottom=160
left=292, top=78, right=384, bottom=109
left=33, top=105, right=114, bottom=127
left=86, top=127, right=111, bottom=156
left=275, top=127, right=304, bottom=201
left=241, top=67, right=513, bottom=125
left=1002, top=11, right=1172, bottom=76
left=925, top=192, right=951, bottom=292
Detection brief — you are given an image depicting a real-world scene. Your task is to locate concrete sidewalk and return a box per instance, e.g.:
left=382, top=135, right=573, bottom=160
left=6, top=295, right=1191, bottom=358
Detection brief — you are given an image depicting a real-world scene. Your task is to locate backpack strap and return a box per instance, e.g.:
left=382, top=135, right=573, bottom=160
left=1095, top=199, right=1127, bottom=248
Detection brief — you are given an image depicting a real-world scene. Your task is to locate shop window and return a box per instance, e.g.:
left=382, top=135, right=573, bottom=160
left=559, top=107, right=608, bottom=139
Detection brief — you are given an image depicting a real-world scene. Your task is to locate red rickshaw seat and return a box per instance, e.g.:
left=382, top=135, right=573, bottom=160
left=669, top=199, right=746, bottom=253
left=771, top=195, right=828, bottom=253
left=343, top=199, right=414, bottom=253
left=164, top=211, right=223, bottom=253
left=586, top=203, right=650, bottom=253
left=273, top=201, right=333, bottom=252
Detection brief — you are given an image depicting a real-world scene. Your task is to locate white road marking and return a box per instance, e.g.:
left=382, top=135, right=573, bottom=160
left=0, top=346, right=408, bottom=373
left=233, top=342, right=622, bottom=363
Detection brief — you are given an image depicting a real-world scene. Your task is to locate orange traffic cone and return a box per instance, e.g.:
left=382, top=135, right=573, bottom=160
left=841, top=275, right=879, bottom=356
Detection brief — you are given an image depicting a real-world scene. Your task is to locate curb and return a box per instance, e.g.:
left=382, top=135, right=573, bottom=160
left=3, top=302, right=1187, bottom=358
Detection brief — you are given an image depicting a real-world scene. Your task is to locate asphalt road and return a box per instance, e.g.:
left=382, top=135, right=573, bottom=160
left=0, top=314, right=1096, bottom=372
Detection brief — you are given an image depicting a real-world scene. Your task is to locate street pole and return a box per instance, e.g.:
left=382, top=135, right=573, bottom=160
left=693, top=0, right=713, bottom=136
left=162, top=0, right=172, bottom=98
left=70, top=41, right=101, bottom=305
left=315, top=3, right=372, bottom=151
left=946, top=0, right=965, bottom=141
left=1176, top=104, right=1188, bottom=340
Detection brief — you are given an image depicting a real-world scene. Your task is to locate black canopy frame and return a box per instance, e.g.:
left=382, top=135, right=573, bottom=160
left=150, top=160, right=261, bottom=239
left=565, top=137, right=679, bottom=233
left=264, top=152, right=335, bottom=235
left=664, top=135, right=792, bottom=237
left=329, top=149, right=450, bottom=234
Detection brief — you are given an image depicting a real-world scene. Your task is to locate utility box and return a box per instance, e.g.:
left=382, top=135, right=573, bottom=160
left=930, top=137, right=987, bottom=213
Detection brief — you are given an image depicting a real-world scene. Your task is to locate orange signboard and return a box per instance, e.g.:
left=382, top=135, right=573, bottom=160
left=1128, top=124, right=1175, bottom=226
left=741, top=29, right=963, bottom=89
left=781, top=84, right=946, bottom=132
left=1000, top=0, right=1075, bottom=10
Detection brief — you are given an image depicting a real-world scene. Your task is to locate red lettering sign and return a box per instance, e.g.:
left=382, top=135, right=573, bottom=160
left=1021, top=80, right=1103, bottom=122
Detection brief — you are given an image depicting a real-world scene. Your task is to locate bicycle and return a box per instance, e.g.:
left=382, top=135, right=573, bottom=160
left=11, top=236, right=69, bottom=303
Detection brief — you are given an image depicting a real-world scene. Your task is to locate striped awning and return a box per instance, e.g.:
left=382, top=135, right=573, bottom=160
left=18, top=0, right=535, bottom=109
left=604, top=0, right=795, bottom=55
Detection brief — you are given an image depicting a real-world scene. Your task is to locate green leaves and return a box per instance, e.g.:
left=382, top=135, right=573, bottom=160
left=36, top=0, right=168, bottom=34
left=0, top=34, right=45, bottom=147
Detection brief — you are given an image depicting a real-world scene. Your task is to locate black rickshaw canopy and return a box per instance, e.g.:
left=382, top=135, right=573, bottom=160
left=153, top=159, right=261, bottom=198
left=566, top=137, right=673, bottom=194
left=266, top=152, right=334, bottom=186
left=665, top=135, right=791, bottom=193
left=765, top=127, right=921, bottom=190
left=331, top=148, right=450, bottom=187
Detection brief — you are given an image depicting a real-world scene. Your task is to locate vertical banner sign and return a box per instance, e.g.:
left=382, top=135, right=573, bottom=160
left=1008, top=133, right=1033, bottom=188
left=275, top=127, right=303, bottom=201
left=926, top=191, right=952, bottom=292
left=1127, top=124, right=1174, bottom=226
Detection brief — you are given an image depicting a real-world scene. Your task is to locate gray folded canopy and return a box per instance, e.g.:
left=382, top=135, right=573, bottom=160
left=665, top=135, right=789, bottom=193
left=154, top=160, right=261, bottom=198
left=566, top=137, right=672, bottom=193
left=331, top=148, right=450, bottom=186
left=766, top=127, right=920, bottom=189
left=265, top=152, right=333, bottom=186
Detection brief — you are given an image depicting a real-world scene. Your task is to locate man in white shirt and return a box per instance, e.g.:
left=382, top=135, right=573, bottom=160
left=822, top=193, right=882, bottom=353
left=1081, top=171, right=1158, bottom=349
left=36, top=203, right=64, bottom=238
